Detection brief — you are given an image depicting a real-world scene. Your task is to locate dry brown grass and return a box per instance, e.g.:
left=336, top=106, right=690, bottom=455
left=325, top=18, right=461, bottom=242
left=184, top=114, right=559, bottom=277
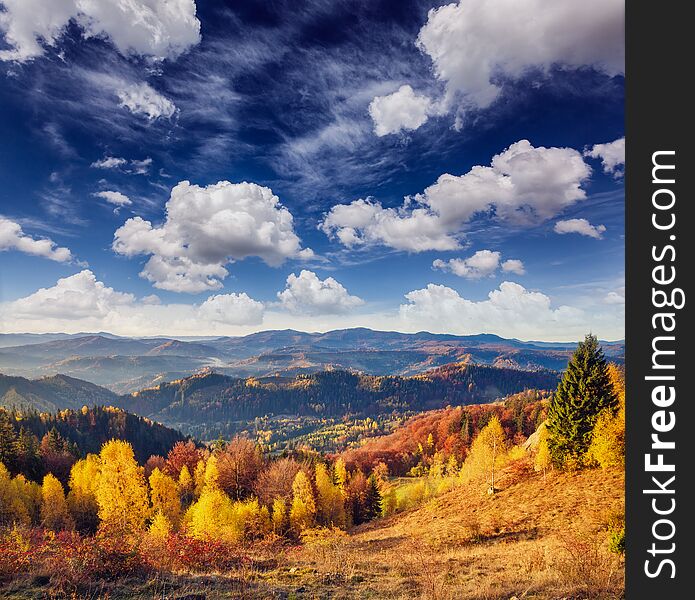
left=274, top=463, right=625, bottom=599
left=1, top=464, right=624, bottom=599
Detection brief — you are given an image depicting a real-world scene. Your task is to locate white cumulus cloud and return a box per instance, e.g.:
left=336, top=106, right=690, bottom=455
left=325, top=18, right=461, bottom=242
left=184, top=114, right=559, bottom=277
left=416, top=0, right=624, bottom=110
left=95, top=190, right=132, bottom=207
left=501, top=259, right=526, bottom=275
left=117, top=82, right=177, bottom=120
left=198, top=293, right=265, bottom=326
left=399, top=281, right=587, bottom=339
left=554, top=218, right=606, bottom=239
left=0, top=0, right=200, bottom=62
left=368, top=85, right=432, bottom=137
left=585, top=137, right=625, bottom=177
left=321, top=140, right=590, bottom=252
left=0, top=216, right=73, bottom=262
left=277, top=270, right=364, bottom=315
left=113, top=180, right=313, bottom=293
left=6, top=270, right=135, bottom=320
left=433, top=250, right=501, bottom=279
left=2, top=270, right=265, bottom=333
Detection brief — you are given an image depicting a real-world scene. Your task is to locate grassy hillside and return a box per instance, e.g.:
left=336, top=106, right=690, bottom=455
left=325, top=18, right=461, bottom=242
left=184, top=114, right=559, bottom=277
left=323, top=466, right=624, bottom=599
left=1, top=462, right=623, bottom=599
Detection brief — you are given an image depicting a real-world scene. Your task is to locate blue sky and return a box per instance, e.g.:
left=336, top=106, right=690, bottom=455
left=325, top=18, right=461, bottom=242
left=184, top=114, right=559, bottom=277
left=0, top=0, right=624, bottom=341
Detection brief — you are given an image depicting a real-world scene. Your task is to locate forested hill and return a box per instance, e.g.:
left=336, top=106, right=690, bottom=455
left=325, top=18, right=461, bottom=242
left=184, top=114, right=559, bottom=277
left=118, top=363, right=559, bottom=426
left=0, top=373, right=118, bottom=412
left=0, top=405, right=187, bottom=480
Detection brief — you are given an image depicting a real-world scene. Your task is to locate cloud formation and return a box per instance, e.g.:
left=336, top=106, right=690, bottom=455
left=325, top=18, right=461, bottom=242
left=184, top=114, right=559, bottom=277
left=399, top=281, right=588, bottom=339
left=91, top=156, right=128, bottom=169
left=3, top=270, right=265, bottom=331
left=432, top=249, right=525, bottom=280
left=416, top=0, right=624, bottom=111
left=322, top=140, right=590, bottom=252
left=95, top=190, right=132, bottom=207
left=368, top=85, right=432, bottom=137
left=91, top=156, right=152, bottom=174
left=277, top=270, right=364, bottom=315
left=0, top=216, right=73, bottom=262
left=113, top=180, right=313, bottom=293
left=197, top=292, right=265, bottom=326
left=117, top=83, right=177, bottom=120
left=6, top=270, right=135, bottom=319
left=554, top=218, right=606, bottom=239
left=585, top=137, right=625, bottom=177
left=0, top=0, right=201, bottom=62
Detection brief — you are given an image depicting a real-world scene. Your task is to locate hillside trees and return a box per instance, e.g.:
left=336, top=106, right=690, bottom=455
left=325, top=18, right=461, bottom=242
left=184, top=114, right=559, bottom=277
left=216, top=437, right=263, bottom=500
left=289, top=470, right=316, bottom=534
left=67, top=454, right=100, bottom=533
left=587, top=364, right=625, bottom=468
left=40, top=473, right=73, bottom=531
left=315, top=462, right=346, bottom=528
left=149, top=468, right=182, bottom=529
left=165, top=440, right=201, bottom=480
left=546, top=334, right=617, bottom=467
left=461, top=415, right=507, bottom=492
left=95, top=440, right=150, bottom=535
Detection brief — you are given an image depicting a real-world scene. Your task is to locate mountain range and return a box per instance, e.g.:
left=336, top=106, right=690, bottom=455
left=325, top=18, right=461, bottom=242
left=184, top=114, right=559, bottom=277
left=0, top=328, right=624, bottom=393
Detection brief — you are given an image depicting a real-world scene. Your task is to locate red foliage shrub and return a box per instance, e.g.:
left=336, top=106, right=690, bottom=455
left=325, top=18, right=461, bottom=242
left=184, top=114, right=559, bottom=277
left=156, top=534, right=244, bottom=573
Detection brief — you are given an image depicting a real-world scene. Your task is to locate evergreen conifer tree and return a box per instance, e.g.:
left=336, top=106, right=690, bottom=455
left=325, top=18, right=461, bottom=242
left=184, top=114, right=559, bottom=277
left=546, top=334, right=617, bottom=467
left=363, top=475, right=382, bottom=521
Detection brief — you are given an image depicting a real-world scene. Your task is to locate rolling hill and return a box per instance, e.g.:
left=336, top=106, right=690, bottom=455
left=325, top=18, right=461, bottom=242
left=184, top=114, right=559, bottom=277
left=0, top=328, right=624, bottom=393
left=0, top=373, right=118, bottom=412
left=116, top=363, right=559, bottom=438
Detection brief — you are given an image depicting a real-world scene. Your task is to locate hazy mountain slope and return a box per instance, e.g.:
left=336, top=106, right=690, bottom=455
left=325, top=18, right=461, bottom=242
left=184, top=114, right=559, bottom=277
left=0, top=328, right=623, bottom=393
left=115, top=364, right=559, bottom=436
left=0, top=373, right=118, bottom=412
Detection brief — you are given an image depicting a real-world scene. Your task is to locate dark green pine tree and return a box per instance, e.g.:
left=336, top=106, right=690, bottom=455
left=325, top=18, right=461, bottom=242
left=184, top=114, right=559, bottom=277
left=364, top=475, right=383, bottom=522
left=14, top=427, right=42, bottom=481
left=546, top=334, right=617, bottom=467
left=0, top=410, right=18, bottom=472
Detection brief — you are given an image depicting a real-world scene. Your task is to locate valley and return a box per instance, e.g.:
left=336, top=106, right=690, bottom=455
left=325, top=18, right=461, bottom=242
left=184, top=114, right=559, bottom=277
left=0, top=328, right=624, bottom=394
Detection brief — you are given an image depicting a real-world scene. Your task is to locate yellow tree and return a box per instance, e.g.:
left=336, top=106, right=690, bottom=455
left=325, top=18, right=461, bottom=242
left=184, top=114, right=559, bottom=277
left=41, top=473, right=74, bottom=531
left=148, top=510, right=173, bottom=540
left=12, top=474, right=41, bottom=525
left=0, top=462, right=30, bottom=526
left=96, top=440, right=150, bottom=535
left=149, top=468, right=182, bottom=529
left=463, top=416, right=507, bottom=492
left=178, top=465, right=194, bottom=506
left=315, top=463, right=346, bottom=528
left=271, top=497, right=288, bottom=535
left=203, top=455, right=220, bottom=489
left=587, top=363, right=625, bottom=468
left=333, top=458, right=348, bottom=494
left=289, top=470, right=316, bottom=534
left=67, top=454, right=100, bottom=533
left=185, top=486, right=237, bottom=542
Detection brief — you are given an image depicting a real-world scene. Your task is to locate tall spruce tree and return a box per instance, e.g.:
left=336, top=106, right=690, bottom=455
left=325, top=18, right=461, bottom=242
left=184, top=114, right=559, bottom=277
left=546, top=334, right=617, bottom=467
left=364, top=475, right=383, bottom=522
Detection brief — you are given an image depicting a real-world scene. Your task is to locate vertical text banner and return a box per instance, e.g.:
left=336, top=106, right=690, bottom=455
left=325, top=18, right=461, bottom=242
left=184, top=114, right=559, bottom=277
left=626, top=1, right=693, bottom=597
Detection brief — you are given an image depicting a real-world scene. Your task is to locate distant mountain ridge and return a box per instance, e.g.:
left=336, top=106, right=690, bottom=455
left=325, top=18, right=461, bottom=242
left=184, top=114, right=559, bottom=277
left=1, top=361, right=560, bottom=441
left=0, top=328, right=624, bottom=393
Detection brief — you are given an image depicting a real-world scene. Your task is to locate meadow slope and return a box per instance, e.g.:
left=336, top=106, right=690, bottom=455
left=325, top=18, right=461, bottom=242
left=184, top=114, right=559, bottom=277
left=1, top=463, right=623, bottom=599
